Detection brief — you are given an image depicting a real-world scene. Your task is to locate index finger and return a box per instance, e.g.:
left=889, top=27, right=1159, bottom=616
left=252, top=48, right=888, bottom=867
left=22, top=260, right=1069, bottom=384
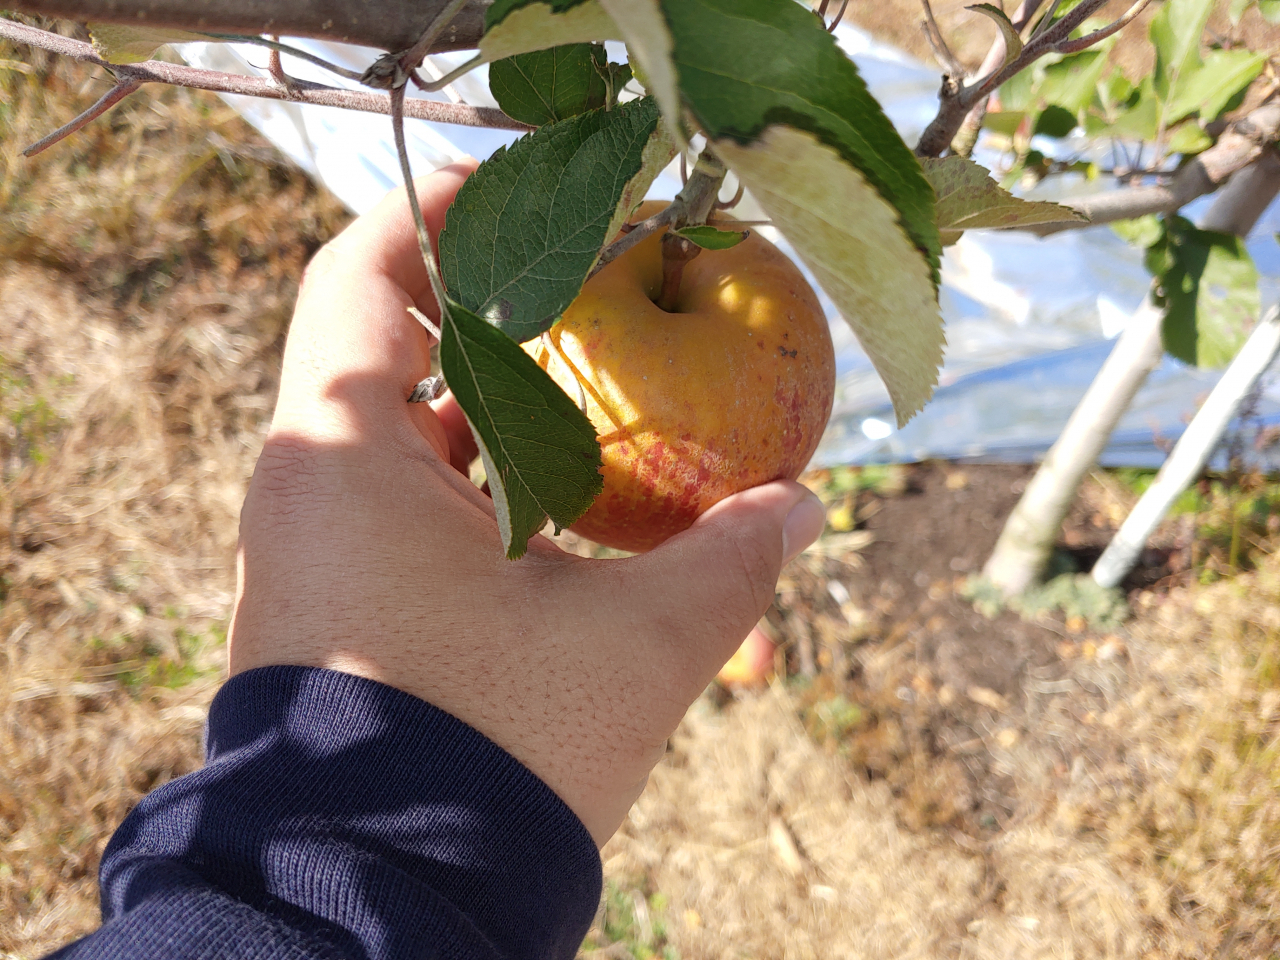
left=273, top=161, right=478, bottom=439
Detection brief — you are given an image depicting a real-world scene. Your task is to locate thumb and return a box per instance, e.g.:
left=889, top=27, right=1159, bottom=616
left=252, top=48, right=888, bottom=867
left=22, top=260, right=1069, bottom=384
left=622, top=480, right=826, bottom=686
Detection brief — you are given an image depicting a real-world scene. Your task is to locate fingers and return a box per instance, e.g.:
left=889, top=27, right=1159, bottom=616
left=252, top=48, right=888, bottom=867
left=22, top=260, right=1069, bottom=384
left=430, top=391, right=480, bottom=475
left=272, top=163, right=478, bottom=443
left=612, top=481, right=826, bottom=691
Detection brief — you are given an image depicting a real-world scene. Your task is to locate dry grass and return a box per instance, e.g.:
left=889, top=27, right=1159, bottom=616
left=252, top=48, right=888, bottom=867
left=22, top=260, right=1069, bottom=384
left=597, top=555, right=1280, bottom=958
left=0, top=27, right=348, bottom=956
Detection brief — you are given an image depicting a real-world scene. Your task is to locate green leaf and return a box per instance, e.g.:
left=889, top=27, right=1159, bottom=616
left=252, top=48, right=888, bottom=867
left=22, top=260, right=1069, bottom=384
left=1101, top=79, right=1160, bottom=140
left=658, top=0, right=941, bottom=287
left=1229, top=0, right=1252, bottom=22
left=1165, top=120, right=1213, bottom=155
left=489, top=43, right=608, bottom=124
left=967, top=4, right=1023, bottom=66
left=1149, top=217, right=1260, bottom=368
left=1111, top=214, right=1163, bottom=248
left=598, top=60, right=633, bottom=108
left=89, top=23, right=204, bottom=64
left=480, top=0, right=620, bottom=62
left=1151, top=0, right=1214, bottom=103
left=1033, top=104, right=1078, bottom=138
left=1261, top=0, right=1280, bottom=22
left=599, top=114, right=678, bottom=246
left=1037, top=50, right=1110, bottom=116
left=1163, top=49, right=1265, bottom=125
left=487, top=0, right=594, bottom=24
left=982, top=111, right=1027, bottom=137
left=439, top=97, right=662, bottom=342
left=673, top=225, right=749, bottom=250
left=923, top=156, right=1086, bottom=246
left=439, top=299, right=603, bottom=560
left=1000, top=49, right=1109, bottom=118
left=714, top=126, right=942, bottom=426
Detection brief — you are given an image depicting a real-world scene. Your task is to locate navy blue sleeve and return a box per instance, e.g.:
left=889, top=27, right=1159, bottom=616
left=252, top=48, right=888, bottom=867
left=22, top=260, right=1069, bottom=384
left=46, top=666, right=603, bottom=960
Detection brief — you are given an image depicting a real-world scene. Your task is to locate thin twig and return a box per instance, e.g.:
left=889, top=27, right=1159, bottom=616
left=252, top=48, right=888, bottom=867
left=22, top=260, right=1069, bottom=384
left=544, top=332, right=587, bottom=412
left=714, top=180, right=745, bottom=211
left=591, top=206, right=680, bottom=275
left=1056, top=0, right=1156, bottom=54
left=1029, top=0, right=1063, bottom=39
left=362, top=0, right=472, bottom=88
left=827, top=0, right=851, bottom=31
left=921, top=0, right=966, bottom=77
left=23, top=78, right=140, bottom=156
left=590, top=152, right=728, bottom=278
left=0, top=18, right=532, bottom=133
left=950, top=0, right=1045, bottom=156
left=401, top=0, right=474, bottom=73
left=264, top=34, right=302, bottom=98
left=200, top=32, right=365, bottom=81
left=391, top=83, right=453, bottom=331
left=915, top=0, right=1120, bottom=156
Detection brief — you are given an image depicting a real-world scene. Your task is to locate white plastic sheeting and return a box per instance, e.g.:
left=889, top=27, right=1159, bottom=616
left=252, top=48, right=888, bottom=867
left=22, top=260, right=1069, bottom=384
left=179, top=23, right=1280, bottom=470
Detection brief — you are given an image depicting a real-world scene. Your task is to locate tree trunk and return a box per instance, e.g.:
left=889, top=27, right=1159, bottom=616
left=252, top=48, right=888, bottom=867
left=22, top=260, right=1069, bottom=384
left=7, top=0, right=491, bottom=53
left=982, top=159, right=1280, bottom=596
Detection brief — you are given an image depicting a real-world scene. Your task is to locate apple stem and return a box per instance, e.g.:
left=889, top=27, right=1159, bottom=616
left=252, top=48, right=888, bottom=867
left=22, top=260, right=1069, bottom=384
left=656, top=232, right=702, bottom=313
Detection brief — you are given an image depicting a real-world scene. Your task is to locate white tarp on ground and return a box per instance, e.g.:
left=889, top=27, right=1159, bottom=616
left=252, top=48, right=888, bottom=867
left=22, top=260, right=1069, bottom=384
left=179, top=24, right=1280, bottom=471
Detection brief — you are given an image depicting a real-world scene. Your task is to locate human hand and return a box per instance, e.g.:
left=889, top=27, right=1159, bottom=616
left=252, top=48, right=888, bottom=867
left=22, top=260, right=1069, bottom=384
left=228, top=163, right=827, bottom=847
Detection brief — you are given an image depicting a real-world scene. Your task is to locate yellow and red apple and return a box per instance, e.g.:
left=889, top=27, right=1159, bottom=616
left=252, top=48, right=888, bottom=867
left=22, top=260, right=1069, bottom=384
left=527, top=201, right=836, bottom=553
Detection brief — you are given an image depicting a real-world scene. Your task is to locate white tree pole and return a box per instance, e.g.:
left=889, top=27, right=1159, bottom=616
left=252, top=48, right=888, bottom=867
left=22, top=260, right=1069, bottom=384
left=1091, top=304, right=1280, bottom=589
left=982, top=298, right=1165, bottom=594
left=982, top=160, right=1280, bottom=597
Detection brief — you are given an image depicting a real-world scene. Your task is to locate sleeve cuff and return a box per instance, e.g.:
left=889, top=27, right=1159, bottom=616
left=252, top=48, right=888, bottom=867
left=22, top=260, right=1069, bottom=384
left=99, top=665, right=603, bottom=960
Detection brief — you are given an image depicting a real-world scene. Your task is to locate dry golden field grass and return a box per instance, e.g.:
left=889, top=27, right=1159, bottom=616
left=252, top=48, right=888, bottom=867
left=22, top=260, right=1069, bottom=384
left=3, top=12, right=1280, bottom=960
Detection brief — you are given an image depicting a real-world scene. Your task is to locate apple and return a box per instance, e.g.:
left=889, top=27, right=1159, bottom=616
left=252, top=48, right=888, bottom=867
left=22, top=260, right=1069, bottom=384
left=716, top=625, right=778, bottom=687
left=528, top=201, right=836, bottom=552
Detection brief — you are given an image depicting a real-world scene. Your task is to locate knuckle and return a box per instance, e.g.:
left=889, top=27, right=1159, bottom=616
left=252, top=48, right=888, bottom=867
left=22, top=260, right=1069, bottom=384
left=298, top=243, right=340, bottom=300
left=247, top=435, right=335, bottom=520
left=723, top=531, right=779, bottom=614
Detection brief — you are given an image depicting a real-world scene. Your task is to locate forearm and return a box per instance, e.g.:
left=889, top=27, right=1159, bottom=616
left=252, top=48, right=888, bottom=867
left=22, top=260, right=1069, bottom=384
left=47, top=666, right=602, bottom=960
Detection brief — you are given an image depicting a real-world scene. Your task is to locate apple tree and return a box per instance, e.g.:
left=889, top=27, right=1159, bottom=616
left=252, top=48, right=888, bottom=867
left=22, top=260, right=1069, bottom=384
left=1, top=0, right=1271, bottom=565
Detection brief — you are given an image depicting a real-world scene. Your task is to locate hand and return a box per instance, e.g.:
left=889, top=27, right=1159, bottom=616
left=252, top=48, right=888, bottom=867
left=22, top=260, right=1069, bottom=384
left=228, top=163, right=827, bottom=847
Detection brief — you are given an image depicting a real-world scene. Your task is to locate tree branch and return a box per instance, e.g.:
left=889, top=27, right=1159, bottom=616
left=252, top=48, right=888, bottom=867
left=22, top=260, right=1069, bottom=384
left=916, top=0, right=1116, bottom=157
left=949, top=0, right=1045, bottom=157
left=6, top=0, right=492, bottom=54
left=0, top=17, right=531, bottom=136
left=22, top=77, right=139, bottom=155
left=1021, top=100, right=1280, bottom=235
left=589, top=153, right=727, bottom=279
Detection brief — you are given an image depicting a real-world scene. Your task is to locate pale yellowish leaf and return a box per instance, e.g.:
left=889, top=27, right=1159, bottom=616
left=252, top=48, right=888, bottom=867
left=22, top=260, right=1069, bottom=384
left=597, top=0, right=685, bottom=147
left=89, top=23, right=204, bottom=64
left=600, top=117, right=677, bottom=252
left=478, top=2, right=620, bottom=62
left=967, top=3, right=1023, bottom=66
left=714, top=126, right=943, bottom=426
left=923, top=155, right=1085, bottom=245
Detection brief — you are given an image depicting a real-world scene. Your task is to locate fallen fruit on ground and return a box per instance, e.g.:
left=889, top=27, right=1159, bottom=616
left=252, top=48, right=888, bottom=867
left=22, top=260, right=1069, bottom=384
left=717, top=625, right=777, bottom=687
left=527, top=201, right=836, bottom=552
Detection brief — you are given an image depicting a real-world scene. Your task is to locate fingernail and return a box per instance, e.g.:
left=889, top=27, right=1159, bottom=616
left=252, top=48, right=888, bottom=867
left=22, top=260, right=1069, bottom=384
left=781, top=493, right=826, bottom=565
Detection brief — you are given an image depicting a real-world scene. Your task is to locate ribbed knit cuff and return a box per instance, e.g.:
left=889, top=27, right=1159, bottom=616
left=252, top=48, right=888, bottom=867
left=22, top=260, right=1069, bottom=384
left=99, top=666, right=603, bottom=960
